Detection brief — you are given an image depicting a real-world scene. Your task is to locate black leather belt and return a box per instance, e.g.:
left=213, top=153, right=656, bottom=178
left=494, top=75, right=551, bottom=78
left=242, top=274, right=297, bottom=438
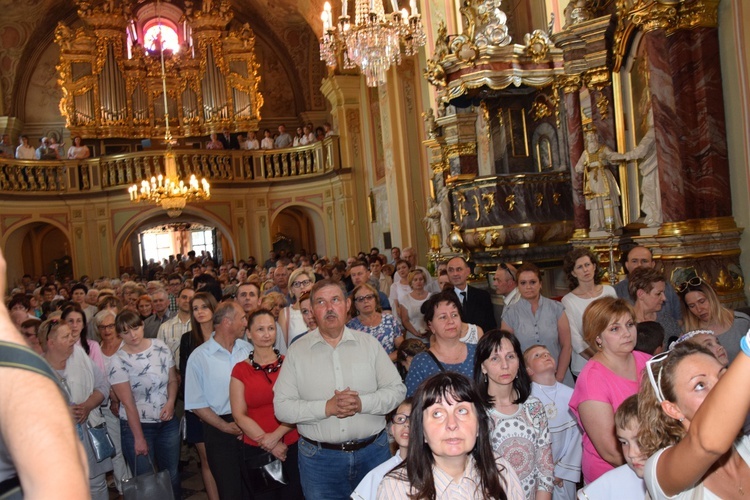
left=303, top=430, right=384, bottom=452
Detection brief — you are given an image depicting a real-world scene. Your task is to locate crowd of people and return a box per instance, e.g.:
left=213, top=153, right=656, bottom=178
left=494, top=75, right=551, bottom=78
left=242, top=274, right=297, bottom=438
left=205, top=123, right=334, bottom=152
left=4, top=243, right=750, bottom=500
left=0, top=133, right=91, bottom=160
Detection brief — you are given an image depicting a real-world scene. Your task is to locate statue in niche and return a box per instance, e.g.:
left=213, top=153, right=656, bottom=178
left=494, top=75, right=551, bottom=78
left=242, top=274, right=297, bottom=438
left=424, top=197, right=442, bottom=251
left=436, top=186, right=452, bottom=251
left=422, top=108, right=439, bottom=139
left=575, top=124, right=623, bottom=232
left=608, top=109, right=661, bottom=227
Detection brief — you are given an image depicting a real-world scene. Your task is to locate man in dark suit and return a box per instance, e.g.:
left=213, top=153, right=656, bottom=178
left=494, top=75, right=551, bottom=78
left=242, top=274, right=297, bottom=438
left=446, top=256, right=497, bottom=333
left=218, top=129, right=239, bottom=150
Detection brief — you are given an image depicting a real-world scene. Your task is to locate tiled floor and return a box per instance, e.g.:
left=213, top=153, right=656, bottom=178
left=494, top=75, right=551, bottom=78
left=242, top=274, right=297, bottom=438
left=108, top=444, right=209, bottom=500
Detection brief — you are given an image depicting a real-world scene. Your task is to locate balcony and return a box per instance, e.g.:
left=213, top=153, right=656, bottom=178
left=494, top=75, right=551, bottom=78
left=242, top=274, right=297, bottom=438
left=0, top=136, right=342, bottom=196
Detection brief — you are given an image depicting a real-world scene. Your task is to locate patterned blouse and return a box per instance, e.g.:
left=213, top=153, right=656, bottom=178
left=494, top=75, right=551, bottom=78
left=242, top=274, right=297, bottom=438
left=489, top=397, right=555, bottom=499
left=109, top=338, right=174, bottom=423
left=347, top=313, right=400, bottom=354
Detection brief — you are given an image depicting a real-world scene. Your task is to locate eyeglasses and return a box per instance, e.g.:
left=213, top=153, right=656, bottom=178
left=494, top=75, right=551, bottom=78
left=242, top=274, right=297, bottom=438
left=645, top=350, right=671, bottom=403
left=391, top=413, right=411, bottom=425
left=676, top=276, right=703, bottom=294
left=292, top=279, right=312, bottom=289
left=354, top=294, right=376, bottom=303
left=99, top=323, right=116, bottom=331
left=500, top=263, right=516, bottom=282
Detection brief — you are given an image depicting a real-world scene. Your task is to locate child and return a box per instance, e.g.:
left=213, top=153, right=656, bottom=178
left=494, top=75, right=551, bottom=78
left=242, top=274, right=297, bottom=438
left=635, top=320, right=665, bottom=355
left=525, top=345, right=582, bottom=500
left=351, top=398, right=412, bottom=500
left=577, top=394, right=647, bottom=499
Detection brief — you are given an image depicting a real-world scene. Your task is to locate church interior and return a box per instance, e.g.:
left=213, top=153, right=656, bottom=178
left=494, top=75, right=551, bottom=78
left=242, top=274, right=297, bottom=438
left=0, top=0, right=749, bottom=303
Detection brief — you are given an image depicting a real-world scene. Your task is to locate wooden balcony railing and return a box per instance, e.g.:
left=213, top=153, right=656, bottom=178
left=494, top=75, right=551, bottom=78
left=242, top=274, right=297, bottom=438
left=0, top=136, right=342, bottom=195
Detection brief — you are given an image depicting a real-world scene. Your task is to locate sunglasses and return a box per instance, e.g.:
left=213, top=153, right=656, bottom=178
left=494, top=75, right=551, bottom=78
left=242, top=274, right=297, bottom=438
left=500, top=263, right=516, bottom=282
left=355, top=294, right=377, bottom=303
left=645, top=350, right=671, bottom=403
left=676, top=276, right=703, bottom=294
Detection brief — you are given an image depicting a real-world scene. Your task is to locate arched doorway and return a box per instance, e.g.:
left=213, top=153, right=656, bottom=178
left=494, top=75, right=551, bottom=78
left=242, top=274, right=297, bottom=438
left=271, top=206, right=323, bottom=256
left=114, top=209, right=237, bottom=275
left=2, top=221, right=73, bottom=286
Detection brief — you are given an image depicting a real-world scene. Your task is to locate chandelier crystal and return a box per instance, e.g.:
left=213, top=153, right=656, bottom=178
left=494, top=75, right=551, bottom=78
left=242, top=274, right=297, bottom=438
left=320, top=0, right=426, bottom=87
left=128, top=1, right=210, bottom=217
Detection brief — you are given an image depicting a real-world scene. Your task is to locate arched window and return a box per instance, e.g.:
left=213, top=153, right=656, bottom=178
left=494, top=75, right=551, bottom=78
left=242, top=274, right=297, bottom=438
left=143, top=24, right=180, bottom=53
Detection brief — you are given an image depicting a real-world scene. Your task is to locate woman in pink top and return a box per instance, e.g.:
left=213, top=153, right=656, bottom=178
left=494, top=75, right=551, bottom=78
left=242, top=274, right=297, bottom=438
left=569, top=297, right=650, bottom=484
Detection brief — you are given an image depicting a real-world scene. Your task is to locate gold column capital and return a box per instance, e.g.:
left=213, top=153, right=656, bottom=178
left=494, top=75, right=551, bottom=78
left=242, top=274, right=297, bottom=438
left=628, top=0, right=719, bottom=35
left=556, top=74, right=582, bottom=94
left=582, top=67, right=611, bottom=91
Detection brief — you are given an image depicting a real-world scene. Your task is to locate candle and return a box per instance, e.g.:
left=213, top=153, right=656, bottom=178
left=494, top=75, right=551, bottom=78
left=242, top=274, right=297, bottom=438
left=321, top=10, right=329, bottom=30
left=370, top=0, right=375, bottom=12
left=390, top=0, right=398, bottom=13
left=341, top=0, right=347, bottom=17
left=410, top=0, right=417, bottom=15
left=401, top=7, right=408, bottom=22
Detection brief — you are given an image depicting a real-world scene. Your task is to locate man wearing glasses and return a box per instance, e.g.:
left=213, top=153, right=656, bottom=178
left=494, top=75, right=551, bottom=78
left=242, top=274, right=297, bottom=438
left=274, top=279, right=405, bottom=499
left=166, top=274, right=182, bottom=313
left=614, top=246, right=682, bottom=323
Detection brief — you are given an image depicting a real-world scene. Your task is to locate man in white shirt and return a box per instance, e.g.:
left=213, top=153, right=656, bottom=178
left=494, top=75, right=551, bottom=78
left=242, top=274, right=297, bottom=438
left=274, top=279, right=405, bottom=499
left=158, top=286, right=194, bottom=366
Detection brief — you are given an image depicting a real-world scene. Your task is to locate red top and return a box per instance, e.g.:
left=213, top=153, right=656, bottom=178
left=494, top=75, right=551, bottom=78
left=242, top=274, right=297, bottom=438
left=231, top=357, right=299, bottom=447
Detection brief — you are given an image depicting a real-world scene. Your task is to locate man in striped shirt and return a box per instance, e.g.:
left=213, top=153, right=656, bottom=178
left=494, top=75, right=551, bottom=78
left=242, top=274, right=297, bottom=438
left=158, top=286, right=195, bottom=367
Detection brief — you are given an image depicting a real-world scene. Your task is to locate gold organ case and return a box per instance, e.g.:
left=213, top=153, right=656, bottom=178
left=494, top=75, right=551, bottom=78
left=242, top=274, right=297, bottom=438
left=55, top=0, right=263, bottom=139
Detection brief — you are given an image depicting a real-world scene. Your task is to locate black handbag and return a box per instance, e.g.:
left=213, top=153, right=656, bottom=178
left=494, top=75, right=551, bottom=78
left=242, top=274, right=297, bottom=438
left=85, top=421, right=116, bottom=462
left=243, top=450, right=287, bottom=494
left=122, top=453, right=174, bottom=500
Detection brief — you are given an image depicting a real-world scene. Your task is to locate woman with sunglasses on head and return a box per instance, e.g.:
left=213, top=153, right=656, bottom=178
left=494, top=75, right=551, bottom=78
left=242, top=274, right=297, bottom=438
left=638, top=331, right=750, bottom=499
left=379, top=372, right=524, bottom=499
left=230, top=309, right=303, bottom=499
left=678, top=276, right=750, bottom=363
left=501, top=262, right=573, bottom=386
left=352, top=398, right=413, bottom=500
left=569, top=296, right=650, bottom=484
left=474, top=331, right=554, bottom=500
left=561, top=248, right=617, bottom=377
left=179, top=291, right=220, bottom=500
left=278, top=268, right=315, bottom=347
left=348, top=282, right=402, bottom=362
left=109, top=310, right=181, bottom=499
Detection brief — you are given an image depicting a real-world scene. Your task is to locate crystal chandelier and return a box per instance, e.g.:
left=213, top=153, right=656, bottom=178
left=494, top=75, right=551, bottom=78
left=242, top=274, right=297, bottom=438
left=128, top=1, right=210, bottom=218
left=320, top=0, right=426, bottom=87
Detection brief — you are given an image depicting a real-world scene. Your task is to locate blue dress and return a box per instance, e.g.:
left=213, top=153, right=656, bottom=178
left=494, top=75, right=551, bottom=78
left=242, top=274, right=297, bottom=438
left=405, top=343, right=477, bottom=396
left=347, top=314, right=401, bottom=355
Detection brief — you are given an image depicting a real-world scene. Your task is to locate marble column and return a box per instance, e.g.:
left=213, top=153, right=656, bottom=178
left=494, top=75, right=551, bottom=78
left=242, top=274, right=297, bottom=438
left=561, top=81, right=589, bottom=232
left=645, top=26, right=730, bottom=223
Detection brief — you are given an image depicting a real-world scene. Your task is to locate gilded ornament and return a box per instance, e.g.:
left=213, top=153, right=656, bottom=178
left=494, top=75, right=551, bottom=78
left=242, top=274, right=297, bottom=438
left=523, top=30, right=551, bottom=63
left=505, top=194, right=516, bottom=212
left=553, top=192, right=561, bottom=205
left=530, top=95, right=553, bottom=122
left=472, top=195, right=481, bottom=221
left=481, top=192, right=495, bottom=212
left=535, top=193, right=544, bottom=207
left=595, top=92, right=610, bottom=119
left=556, top=74, right=582, bottom=94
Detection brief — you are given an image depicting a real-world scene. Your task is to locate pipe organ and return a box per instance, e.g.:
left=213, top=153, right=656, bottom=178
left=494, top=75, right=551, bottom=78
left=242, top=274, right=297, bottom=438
left=55, top=0, right=263, bottom=139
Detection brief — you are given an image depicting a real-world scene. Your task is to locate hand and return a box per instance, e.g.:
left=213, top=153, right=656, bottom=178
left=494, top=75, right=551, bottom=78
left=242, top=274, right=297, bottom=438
left=256, top=433, right=281, bottom=452
left=553, top=477, right=564, bottom=488
left=223, top=421, right=242, bottom=436
left=325, top=387, right=361, bottom=418
left=110, top=399, right=120, bottom=416
left=135, top=437, right=149, bottom=456
left=159, top=401, right=175, bottom=421
left=71, top=403, right=91, bottom=424
left=607, top=152, right=625, bottom=162
left=270, top=442, right=288, bottom=461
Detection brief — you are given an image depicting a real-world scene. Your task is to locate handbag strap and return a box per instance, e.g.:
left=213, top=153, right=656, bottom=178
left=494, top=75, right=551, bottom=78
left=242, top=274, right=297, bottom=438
left=0, top=341, right=67, bottom=401
left=132, top=447, right=157, bottom=476
left=426, top=350, right=445, bottom=372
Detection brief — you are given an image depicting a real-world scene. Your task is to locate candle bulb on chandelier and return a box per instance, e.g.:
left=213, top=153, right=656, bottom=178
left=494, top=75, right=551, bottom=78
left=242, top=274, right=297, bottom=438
left=409, top=0, right=417, bottom=16
left=401, top=8, right=408, bottom=22
left=390, top=0, right=398, bottom=13
left=370, top=0, right=375, bottom=13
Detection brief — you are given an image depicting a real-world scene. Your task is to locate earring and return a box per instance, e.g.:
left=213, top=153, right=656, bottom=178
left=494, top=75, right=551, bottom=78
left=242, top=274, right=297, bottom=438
left=679, top=418, right=684, bottom=423
left=484, top=373, right=488, bottom=383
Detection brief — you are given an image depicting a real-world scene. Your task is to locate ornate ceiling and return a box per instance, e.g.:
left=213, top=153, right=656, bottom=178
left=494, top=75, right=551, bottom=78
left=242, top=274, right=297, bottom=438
left=0, top=0, right=329, bottom=119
